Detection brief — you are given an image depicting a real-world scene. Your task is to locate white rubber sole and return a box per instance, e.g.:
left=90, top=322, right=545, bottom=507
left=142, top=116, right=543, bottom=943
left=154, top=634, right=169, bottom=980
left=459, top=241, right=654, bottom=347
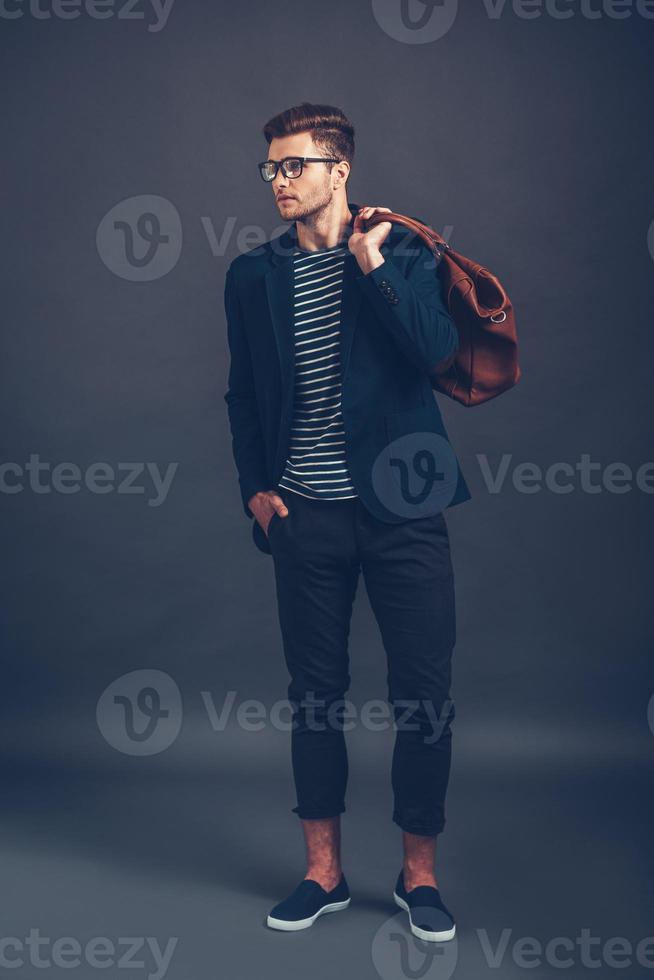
left=393, top=892, right=456, bottom=942
left=266, top=897, right=351, bottom=931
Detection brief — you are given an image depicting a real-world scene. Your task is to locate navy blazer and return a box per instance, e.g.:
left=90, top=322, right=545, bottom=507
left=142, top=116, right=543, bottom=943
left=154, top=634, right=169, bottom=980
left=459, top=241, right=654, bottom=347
left=224, top=201, right=471, bottom=555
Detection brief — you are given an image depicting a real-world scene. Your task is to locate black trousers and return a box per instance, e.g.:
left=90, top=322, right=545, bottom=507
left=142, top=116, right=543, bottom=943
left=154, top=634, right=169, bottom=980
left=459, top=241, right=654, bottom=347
left=266, top=485, right=457, bottom=837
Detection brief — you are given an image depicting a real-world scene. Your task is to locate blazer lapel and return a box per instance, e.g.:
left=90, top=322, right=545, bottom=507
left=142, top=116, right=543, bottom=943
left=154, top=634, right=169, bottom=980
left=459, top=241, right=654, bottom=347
left=265, top=249, right=295, bottom=423
left=338, top=252, right=363, bottom=386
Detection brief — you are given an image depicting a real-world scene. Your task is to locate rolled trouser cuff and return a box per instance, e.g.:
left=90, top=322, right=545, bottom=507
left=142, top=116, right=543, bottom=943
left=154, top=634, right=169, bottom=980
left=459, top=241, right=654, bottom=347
left=292, top=803, right=346, bottom=820
left=392, top=809, right=445, bottom=837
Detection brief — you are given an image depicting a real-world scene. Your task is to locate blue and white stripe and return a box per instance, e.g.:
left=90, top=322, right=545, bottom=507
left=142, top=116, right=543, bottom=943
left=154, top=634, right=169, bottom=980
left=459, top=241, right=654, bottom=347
left=278, top=243, right=358, bottom=501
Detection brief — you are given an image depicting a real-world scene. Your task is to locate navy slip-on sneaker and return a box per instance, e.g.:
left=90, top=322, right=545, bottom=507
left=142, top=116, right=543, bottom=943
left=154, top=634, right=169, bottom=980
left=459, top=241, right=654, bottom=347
left=266, top=874, right=350, bottom=931
left=393, top=869, right=456, bottom=942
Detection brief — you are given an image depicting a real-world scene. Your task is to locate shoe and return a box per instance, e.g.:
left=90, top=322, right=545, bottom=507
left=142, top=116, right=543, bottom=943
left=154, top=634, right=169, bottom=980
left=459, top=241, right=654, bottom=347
left=393, top=869, right=456, bottom=942
left=266, top=874, right=350, bottom=931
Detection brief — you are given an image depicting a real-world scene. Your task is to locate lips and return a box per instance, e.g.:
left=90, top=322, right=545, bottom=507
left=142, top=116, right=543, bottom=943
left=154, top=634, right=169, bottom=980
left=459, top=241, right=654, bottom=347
left=277, top=195, right=294, bottom=202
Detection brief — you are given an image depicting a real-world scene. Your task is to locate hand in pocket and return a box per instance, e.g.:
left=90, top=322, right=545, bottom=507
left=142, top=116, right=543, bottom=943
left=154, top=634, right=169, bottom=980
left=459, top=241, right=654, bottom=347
left=248, top=490, right=289, bottom=537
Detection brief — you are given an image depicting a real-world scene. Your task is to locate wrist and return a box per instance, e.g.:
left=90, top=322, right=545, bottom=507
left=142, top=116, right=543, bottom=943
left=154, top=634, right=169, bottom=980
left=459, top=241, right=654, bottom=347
left=353, top=246, right=384, bottom=275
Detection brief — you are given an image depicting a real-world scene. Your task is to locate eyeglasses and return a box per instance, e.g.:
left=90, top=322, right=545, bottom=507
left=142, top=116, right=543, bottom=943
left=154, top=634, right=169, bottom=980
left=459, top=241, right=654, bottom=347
left=257, top=156, right=341, bottom=182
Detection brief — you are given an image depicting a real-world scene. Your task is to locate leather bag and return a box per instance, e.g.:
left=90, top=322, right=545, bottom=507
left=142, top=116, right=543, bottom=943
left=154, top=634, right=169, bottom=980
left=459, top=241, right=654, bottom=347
left=363, top=210, right=520, bottom=407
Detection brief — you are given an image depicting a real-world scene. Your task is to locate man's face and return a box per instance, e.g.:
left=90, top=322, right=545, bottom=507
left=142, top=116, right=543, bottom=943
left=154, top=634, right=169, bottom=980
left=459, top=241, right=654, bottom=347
left=266, top=133, right=340, bottom=221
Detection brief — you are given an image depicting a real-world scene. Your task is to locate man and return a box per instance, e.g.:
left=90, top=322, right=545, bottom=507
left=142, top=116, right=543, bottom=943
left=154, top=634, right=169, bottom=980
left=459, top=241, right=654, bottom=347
left=223, top=102, right=471, bottom=941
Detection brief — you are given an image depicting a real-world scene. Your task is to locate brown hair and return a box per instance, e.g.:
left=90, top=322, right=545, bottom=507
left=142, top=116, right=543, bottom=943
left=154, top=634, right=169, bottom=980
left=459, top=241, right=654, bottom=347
left=262, top=102, right=355, bottom=171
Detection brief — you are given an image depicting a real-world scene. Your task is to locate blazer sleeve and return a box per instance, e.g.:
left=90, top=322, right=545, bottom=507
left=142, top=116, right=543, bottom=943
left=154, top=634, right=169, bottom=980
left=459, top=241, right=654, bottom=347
left=223, top=264, right=268, bottom=519
left=355, top=239, right=458, bottom=375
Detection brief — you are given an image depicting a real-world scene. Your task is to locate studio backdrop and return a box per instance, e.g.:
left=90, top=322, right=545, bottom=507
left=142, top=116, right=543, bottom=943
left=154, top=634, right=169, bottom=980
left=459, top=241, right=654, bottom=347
left=1, top=2, right=653, bottom=979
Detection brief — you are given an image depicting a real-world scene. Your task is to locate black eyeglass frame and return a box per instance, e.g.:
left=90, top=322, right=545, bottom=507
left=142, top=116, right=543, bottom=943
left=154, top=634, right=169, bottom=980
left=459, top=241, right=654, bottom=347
left=257, top=156, right=342, bottom=182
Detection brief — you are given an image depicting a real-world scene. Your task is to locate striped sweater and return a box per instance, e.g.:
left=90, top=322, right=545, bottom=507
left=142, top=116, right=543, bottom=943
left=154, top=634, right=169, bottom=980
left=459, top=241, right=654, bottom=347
left=277, top=242, right=358, bottom=501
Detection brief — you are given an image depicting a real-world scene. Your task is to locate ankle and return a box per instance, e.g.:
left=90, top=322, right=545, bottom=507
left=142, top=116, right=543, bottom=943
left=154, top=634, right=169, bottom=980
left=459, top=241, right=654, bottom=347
left=305, top=865, right=343, bottom=891
left=403, top=868, right=438, bottom=891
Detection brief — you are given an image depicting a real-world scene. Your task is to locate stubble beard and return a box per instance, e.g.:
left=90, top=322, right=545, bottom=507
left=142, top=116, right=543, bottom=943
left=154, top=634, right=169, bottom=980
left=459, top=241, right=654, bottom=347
left=279, top=181, right=334, bottom=226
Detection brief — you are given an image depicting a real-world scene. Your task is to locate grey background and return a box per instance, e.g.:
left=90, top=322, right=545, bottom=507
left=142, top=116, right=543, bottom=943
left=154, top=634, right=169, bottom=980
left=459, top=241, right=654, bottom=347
left=1, top=1, right=653, bottom=978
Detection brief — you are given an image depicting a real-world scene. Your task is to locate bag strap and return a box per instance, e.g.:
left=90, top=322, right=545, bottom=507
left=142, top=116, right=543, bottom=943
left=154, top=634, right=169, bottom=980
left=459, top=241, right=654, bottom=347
left=363, top=210, right=450, bottom=257
left=364, top=209, right=509, bottom=315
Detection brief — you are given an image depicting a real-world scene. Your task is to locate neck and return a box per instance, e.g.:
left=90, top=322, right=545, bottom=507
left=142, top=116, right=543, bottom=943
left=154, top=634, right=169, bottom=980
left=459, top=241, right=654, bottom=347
left=295, top=197, right=353, bottom=252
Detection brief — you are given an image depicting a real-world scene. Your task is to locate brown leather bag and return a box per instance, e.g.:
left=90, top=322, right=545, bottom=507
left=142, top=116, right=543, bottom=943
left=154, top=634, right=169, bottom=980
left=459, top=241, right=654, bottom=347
left=363, top=210, right=520, bottom=407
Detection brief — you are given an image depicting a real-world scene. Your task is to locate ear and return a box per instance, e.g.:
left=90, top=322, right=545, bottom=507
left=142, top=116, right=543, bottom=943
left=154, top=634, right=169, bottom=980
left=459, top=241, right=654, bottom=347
left=333, top=160, right=350, bottom=188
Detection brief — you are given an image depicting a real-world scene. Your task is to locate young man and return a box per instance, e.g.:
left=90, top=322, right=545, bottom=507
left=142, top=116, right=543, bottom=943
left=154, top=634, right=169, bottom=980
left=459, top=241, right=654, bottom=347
left=223, top=102, right=470, bottom=941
